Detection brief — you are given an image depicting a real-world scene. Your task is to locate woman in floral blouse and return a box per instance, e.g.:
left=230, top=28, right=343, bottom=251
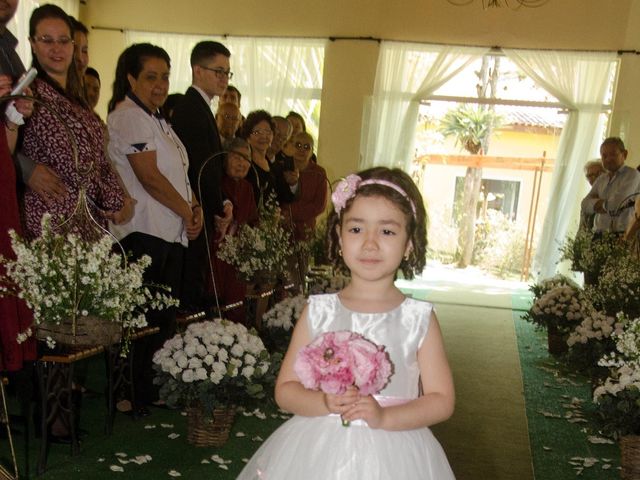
left=21, top=4, right=132, bottom=239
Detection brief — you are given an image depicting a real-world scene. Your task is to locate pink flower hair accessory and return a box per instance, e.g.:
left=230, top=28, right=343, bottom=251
left=331, top=175, right=417, bottom=216
left=331, top=174, right=362, bottom=214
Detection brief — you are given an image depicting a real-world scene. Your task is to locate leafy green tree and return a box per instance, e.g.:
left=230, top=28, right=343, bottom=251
left=438, top=56, right=503, bottom=267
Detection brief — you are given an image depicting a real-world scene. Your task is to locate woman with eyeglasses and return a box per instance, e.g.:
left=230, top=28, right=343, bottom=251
left=107, top=43, right=203, bottom=416
left=282, top=131, right=328, bottom=290
left=21, top=4, right=132, bottom=239
left=239, top=109, right=295, bottom=207
left=208, top=137, right=257, bottom=325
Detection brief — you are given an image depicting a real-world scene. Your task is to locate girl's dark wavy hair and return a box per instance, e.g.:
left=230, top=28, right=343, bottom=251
left=108, top=43, right=171, bottom=113
left=239, top=109, right=274, bottom=140
left=29, top=4, right=85, bottom=107
left=326, top=167, right=428, bottom=280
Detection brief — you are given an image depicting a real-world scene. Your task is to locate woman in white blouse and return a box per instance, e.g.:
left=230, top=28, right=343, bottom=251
left=107, top=43, right=202, bottom=416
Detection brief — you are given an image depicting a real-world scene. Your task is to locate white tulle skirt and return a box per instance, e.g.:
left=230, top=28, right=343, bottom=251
left=237, top=414, right=455, bottom=480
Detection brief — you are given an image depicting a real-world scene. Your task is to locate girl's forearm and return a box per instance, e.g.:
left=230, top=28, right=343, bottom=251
left=275, top=381, right=330, bottom=417
left=378, top=393, right=455, bottom=431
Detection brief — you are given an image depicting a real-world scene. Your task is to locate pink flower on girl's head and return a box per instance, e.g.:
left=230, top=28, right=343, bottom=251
left=332, top=174, right=362, bottom=215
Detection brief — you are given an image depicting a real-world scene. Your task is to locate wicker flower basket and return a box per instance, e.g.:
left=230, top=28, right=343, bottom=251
left=547, top=323, right=568, bottom=356
left=620, top=435, right=640, bottom=479
left=36, top=315, right=121, bottom=348
left=186, top=405, right=236, bottom=447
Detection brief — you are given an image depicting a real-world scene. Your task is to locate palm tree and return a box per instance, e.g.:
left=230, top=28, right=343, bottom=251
left=439, top=104, right=502, bottom=267
left=439, top=104, right=502, bottom=155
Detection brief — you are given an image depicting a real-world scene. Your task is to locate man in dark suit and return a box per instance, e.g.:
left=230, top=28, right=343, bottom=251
left=171, top=41, right=232, bottom=313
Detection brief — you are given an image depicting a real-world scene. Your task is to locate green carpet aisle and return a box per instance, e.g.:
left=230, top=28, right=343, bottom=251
left=513, top=293, right=621, bottom=479
left=401, top=278, right=534, bottom=480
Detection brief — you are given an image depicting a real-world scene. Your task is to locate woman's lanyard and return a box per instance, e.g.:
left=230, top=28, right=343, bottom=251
left=155, top=114, right=193, bottom=207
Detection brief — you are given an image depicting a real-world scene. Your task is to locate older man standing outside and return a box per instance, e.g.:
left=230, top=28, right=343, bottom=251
left=581, top=137, right=640, bottom=235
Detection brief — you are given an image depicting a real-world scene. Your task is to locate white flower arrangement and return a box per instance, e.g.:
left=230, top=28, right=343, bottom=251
left=565, top=309, right=626, bottom=375
left=263, top=294, right=307, bottom=332
left=216, top=195, right=292, bottom=283
left=261, top=294, right=307, bottom=355
left=308, top=272, right=351, bottom=295
left=528, top=274, right=579, bottom=301
left=0, top=215, right=177, bottom=348
left=153, top=319, right=273, bottom=412
left=567, top=310, right=624, bottom=347
left=526, top=284, right=585, bottom=332
left=592, top=316, right=640, bottom=438
left=586, top=257, right=640, bottom=318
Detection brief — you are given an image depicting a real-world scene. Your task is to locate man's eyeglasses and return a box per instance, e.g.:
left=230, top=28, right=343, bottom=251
left=33, top=35, right=74, bottom=47
left=199, top=65, right=234, bottom=80
left=251, top=128, right=273, bottom=137
left=295, top=142, right=312, bottom=151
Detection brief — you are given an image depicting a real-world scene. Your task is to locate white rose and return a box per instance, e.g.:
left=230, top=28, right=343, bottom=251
left=196, top=344, right=207, bottom=357
left=242, top=366, right=255, bottom=379
left=188, top=358, right=202, bottom=369
left=244, top=354, right=256, bottom=366
left=195, top=367, right=208, bottom=381
left=182, top=370, right=195, bottom=383
left=203, top=354, right=214, bottom=366
left=218, top=349, right=228, bottom=362
left=231, top=344, right=244, bottom=357
left=176, top=355, right=188, bottom=369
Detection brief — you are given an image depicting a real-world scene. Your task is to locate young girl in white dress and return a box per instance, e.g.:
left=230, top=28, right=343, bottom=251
left=238, top=167, right=456, bottom=479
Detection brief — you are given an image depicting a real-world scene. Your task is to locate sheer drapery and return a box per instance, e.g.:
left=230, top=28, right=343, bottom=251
left=125, top=31, right=326, bottom=137
left=8, top=0, right=80, bottom=69
left=504, top=49, right=618, bottom=279
left=360, top=41, right=488, bottom=170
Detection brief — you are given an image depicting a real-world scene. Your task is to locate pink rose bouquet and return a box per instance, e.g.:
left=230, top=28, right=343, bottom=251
left=294, top=330, right=393, bottom=397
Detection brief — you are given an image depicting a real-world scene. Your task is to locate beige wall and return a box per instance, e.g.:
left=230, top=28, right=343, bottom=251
left=80, top=0, right=640, bottom=181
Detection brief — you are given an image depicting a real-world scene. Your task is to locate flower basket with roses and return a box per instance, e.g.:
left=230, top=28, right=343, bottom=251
left=152, top=319, right=273, bottom=446
left=593, top=316, right=640, bottom=477
left=216, top=194, right=292, bottom=284
left=566, top=309, right=626, bottom=381
left=261, top=294, right=307, bottom=355
left=527, top=274, right=580, bottom=303
left=0, top=215, right=177, bottom=350
left=523, top=281, right=586, bottom=355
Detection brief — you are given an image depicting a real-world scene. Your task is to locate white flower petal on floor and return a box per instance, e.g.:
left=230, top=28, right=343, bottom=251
left=168, top=433, right=180, bottom=439
left=109, top=465, right=124, bottom=472
left=168, top=470, right=182, bottom=477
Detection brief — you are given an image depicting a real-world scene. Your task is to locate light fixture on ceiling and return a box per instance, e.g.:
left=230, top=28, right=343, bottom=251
left=447, top=0, right=549, bottom=9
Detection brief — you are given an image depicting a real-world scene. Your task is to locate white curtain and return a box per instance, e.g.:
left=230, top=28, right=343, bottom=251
left=360, top=41, right=488, bottom=170
left=503, top=49, right=618, bottom=279
left=7, top=0, right=80, bottom=69
left=125, top=31, right=326, bottom=138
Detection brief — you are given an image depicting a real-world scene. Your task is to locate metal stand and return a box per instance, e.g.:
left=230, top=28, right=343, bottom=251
left=0, top=379, right=18, bottom=479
